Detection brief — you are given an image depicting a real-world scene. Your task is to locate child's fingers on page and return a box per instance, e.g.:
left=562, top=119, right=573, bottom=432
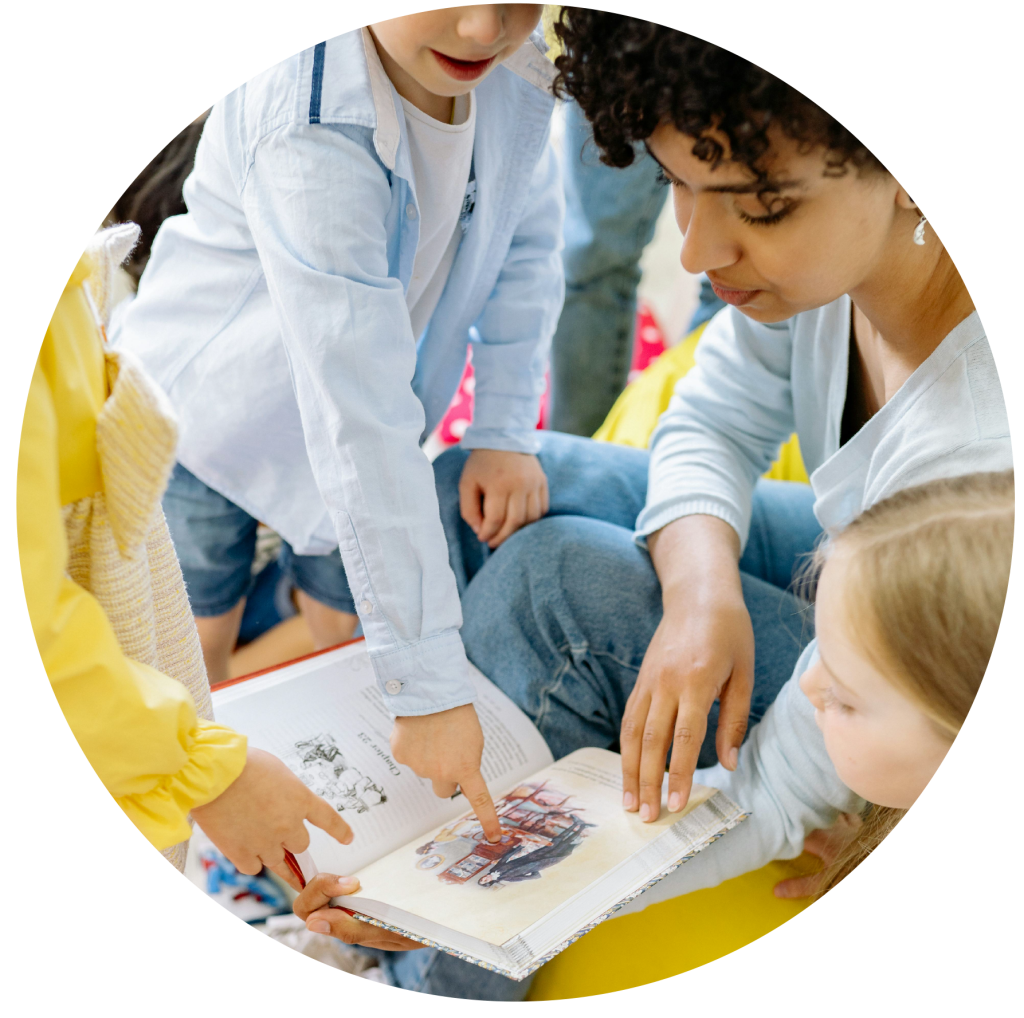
left=666, top=697, right=708, bottom=814
left=459, top=770, right=502, bottom=843
left=306, top=794, right=354, bottom=845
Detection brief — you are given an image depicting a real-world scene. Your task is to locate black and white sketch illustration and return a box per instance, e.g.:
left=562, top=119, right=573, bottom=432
left=287, top=733, right=388, bottom=814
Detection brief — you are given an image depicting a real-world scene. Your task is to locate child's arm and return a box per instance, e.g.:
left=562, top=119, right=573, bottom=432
left=19, top=352, right=353, bottom=864
left=240, top=121, right=496, bottom=825
left=457, top=131, right=564, bottom=548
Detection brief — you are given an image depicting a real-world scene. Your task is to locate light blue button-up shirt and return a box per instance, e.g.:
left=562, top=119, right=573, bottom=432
left=114, top=28, right=564, bottom=715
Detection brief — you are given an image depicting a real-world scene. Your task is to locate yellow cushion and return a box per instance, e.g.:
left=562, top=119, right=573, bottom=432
left=593, top=323, right=809, bottom=484
left=527, top=853, right=819, bottom=999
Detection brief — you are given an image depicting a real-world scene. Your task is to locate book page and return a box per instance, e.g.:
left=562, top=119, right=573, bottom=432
left=211, top=643, right=553, bottom=873
left=345, top=747, right=715, bottom=946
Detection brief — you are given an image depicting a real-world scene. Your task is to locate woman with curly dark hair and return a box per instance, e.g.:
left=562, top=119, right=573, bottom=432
left=436, top=9, right=1010, bottom=896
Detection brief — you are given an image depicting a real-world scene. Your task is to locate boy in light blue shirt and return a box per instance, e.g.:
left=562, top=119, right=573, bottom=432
left=114, top=5, right=560, bottom=886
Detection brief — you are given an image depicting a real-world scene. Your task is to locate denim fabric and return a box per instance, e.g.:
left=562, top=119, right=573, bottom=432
left=163, top=463, right=355, bottom=617
left=360, top=947, right=533, bottom=1000
left=434, top=432, right=821, bottom=765
left=235, top=558, right=296, bottom=646
left=547, top=102, right=668, bottom=437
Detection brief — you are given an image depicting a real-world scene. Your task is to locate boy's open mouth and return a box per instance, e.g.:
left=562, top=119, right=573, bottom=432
left=431, top=50, right=496, bottom=81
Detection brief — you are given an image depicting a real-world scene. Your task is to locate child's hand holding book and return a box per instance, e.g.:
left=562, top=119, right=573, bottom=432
left=294, top=874, right=421, bottom=950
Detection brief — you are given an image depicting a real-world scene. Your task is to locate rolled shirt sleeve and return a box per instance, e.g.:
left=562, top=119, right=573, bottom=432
left=636, top=308, right=797, bottom=550
left=241, top=122, right=476, bottom=715
left=19, top=357, right=247, bottom=852
left=462, top=134, right=564, bottom=455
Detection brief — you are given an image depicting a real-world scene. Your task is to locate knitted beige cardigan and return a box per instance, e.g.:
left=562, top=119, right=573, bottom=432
left=65, top=226, right=214, bottom=870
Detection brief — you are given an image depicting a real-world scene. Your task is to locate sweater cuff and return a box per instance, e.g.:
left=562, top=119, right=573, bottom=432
left=634, top=498, right=747, bottom=550
left=116, top=721, right=248, bottom=851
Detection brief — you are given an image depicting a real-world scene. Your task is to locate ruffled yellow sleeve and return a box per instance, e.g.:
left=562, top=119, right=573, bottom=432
left=19, top=324, right=247, bottom=851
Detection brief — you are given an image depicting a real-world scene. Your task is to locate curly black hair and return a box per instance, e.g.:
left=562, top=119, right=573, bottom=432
left=553, top=9, right=883, bottom=188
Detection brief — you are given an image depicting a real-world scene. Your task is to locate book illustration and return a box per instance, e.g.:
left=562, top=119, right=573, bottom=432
left=286, top=733, right=387, bottom=814
left=413, top=781, right=594, bottom=889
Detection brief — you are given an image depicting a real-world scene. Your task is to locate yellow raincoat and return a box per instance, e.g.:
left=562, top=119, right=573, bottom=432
left=18, top=247, right=246, bottom=867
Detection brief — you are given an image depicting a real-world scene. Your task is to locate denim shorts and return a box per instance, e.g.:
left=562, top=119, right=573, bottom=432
left=163, top=463, right=355, bottom=617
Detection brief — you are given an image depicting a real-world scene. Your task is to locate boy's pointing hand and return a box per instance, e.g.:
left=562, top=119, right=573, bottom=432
left=459, top=449, right=549, bottom=550
left=390, top=703, right=503, bottom=842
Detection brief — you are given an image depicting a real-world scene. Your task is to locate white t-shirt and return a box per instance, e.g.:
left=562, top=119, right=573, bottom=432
left=399, top=91, right=476, bottom=339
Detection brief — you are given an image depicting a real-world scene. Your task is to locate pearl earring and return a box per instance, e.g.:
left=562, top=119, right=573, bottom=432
left=913, top=214, right=928, bottom=246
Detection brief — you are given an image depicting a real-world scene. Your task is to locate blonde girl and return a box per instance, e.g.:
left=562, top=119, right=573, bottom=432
left=524, top=468, right=1018, bottom=913
left=792, top=469, right=1014, bottom=893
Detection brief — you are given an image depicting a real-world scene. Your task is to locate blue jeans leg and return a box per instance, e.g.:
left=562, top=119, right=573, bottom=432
left=548, top=101, right=669, bottom=437
left=434, top=432, right=649, bottom=595
left=460, top=516, right=811, bottom=767
left=445, top=434, right=820, bottom=761
left=361, top=947, right=533, bottom=1000
left=162, top=462, right=259, bottom=616
left=434, top=432, right=821, bottom=595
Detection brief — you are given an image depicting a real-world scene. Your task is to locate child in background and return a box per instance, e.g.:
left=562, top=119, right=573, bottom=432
left=291, top=471, right=1014, bottom=965
left=113, top=7, right=562, bottom=840
left=639, top=469, right=1012, bottom=906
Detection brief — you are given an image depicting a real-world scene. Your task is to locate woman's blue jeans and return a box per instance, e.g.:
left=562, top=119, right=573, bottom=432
left=434, top=433, right=821, bottom=765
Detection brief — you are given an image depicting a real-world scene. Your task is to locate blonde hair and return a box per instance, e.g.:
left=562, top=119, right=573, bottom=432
left=814, top=470, right=1015, bottom=893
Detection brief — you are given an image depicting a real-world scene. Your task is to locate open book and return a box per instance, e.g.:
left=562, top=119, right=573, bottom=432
left=211, top=641, right=748, bottom=981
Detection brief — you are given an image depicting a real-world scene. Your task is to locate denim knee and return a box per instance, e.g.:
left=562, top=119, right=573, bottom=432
left=282, top=545, right=355, bottom=615
left=162, top=463, right=258, bottom=616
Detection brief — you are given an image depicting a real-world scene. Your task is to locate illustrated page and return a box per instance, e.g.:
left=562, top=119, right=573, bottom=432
left=348, top=747, right=716, bottom=945
left=211, top=643, right=553, bottom=873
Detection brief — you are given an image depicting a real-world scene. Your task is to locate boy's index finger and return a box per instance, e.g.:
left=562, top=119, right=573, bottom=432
left=459, top=771, right=502, bottom=843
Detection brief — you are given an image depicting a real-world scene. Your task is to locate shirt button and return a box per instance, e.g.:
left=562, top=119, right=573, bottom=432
left=360, top=599, right=374, bottom=615
left=406, top=203, right=417, bottom=219
left=385, top=680, right=403, bottom=695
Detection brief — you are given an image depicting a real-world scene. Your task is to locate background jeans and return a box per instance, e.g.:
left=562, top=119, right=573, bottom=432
left=362, top=947, right=533, bottom=1000
left=163, top=463, right=355, bottom=616
left=548, top=102, right=726, bottom=437
left=434, top=433, right=821, bottom=766
left=547, top=102, right=668, bottom=436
